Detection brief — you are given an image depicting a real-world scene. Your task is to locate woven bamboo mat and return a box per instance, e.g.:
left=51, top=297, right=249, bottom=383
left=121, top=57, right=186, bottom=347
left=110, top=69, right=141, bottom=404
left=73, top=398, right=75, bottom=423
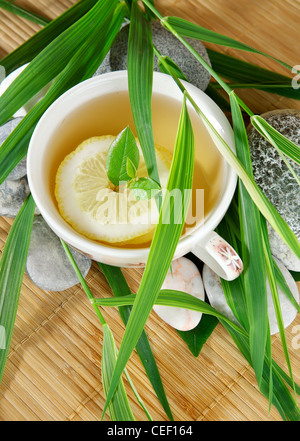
left=0, top=0, right=300, bottom=421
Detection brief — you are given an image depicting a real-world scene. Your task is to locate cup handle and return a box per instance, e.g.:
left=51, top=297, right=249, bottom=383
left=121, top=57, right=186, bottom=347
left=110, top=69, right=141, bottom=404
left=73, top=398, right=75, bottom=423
left=191, top=231, right=243, bottom=281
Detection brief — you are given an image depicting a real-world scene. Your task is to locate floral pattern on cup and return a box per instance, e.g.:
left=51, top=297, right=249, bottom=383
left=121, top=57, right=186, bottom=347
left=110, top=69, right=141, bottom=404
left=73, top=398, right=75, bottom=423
left=206, top=235, right=243, bottom=279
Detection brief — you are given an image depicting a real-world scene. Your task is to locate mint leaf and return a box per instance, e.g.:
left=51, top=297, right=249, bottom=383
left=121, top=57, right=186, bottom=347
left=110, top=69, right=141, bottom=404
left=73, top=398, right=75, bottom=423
left=126, top=157, right=137, bottom=179
left=129, top=177, right=161, bottom=200
left=106, top=126, right=140, bottom=186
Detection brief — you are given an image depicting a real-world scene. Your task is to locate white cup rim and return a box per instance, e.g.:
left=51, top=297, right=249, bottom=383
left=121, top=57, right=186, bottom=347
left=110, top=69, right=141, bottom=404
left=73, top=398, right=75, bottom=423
left=27, top=70, right=237, bottom=266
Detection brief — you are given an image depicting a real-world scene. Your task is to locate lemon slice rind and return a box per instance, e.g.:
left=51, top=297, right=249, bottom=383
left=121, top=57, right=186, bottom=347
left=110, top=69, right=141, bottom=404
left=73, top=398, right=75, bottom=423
left=55, top=135, right=170, bottom=244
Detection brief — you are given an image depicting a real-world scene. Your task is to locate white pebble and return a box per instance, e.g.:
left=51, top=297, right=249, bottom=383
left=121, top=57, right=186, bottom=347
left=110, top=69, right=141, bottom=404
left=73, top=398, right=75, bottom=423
left=153, top=257, right=204, bottom=331
left=0, top=64, right=53, bottom=117
left=203, top=259, right=299, bottom=335
left=268, top=223, right=300, bottom=272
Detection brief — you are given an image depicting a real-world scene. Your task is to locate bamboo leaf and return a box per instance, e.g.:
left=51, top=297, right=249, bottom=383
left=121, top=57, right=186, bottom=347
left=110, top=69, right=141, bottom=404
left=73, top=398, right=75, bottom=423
left=0, top=0, right=118, bottom=125
left=0, top=0, right=50, bottom=26
left=156, top=50, right=300, bottom=262
left=164, top=16, right=293, bottom=71
left=102, top=324, right=135, bottom=421
left=251, top=115, right=300, bottom=166
left=207, top=48, right=300, bottom=101
left=0, top=195, right=35, bottom=383
left=207, top=49, right=292, bottom=84
left=102, top=93, right=195, bottom=419
left=260, top=217, right=296, bottom=398
left=0, top=0, right=99, bottom=74
left=92, top=291, right=246, bottom=335
left=61, top=242, right=138, bottom=421
left=0, top=1, right=124, bottom=184
left=98, top=262, right=174, bottom=421
left=229, top=91, right=268, bottom=386
left=223, top=323, right=300, bottom=420
left=273, top=362, right=300, bottom=397
left=155, top=47, right=232, bottom=114
left=127, top=2, right=159, bottom=183
left=157, top=54, right=188, bottom=81
left=205, top=84, right=231, bottom=113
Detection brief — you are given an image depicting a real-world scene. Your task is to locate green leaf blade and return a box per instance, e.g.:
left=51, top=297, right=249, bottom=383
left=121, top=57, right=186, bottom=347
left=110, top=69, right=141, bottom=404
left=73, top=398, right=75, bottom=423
left=93, top=291, right=246, bottom=336
left=127, top=2, right=159, bottom=183
left=98, top=262, right=174, bottom=421
left=251, top=115, right=300, bottom=166
left=0, top=0, right=99, bottom=74
left=0, top=195, right=35, bottom=383
left=0, top=0, right=119, bottom=125
left=0, top=0, right=124, bottom=184
left=174, top=82, right=300, bottom=260
left=230, top=92, right=268, bottom=386
left=0, top=0, right=50, bottom=26
left=102, top=93, right=195, bottom=419
left=260, top=218, right=296, bottom=398
left=102, top=324, right=135, bottom=421
left=165, top=15, right=292, bottom=71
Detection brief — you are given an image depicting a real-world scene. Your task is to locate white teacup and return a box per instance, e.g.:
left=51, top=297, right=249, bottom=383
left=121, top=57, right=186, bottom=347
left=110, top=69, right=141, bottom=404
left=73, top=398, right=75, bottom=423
left=27, top=71, right=242, bottom=280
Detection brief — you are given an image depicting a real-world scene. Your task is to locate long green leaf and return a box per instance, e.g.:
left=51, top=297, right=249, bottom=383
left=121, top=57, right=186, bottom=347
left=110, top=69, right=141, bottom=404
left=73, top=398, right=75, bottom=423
left=207, top=49, right=292, bottom=84
left=0, top=0, right=116, bottom=125
left=273, top=362, right=300, bottom=397
left=98, top=262, right=174, bottom=421
left=0, top=195, right=35, bottom=383
left=102, top=93, right=195, bottom=419
left=0, top=0, right=99, bottom=74
left=164, top=16, right=293, bottom=71
left=127, top=2, right=159, bottom=183
left=102, top=324, right=135, bottom=421
left=0, top=0, right=50, bottom=26
left=207, top=48, right=300, bottom=101
left=156, top=51, right=300, bottom=262
left=61, top=241, right=138, bottom=421
left=223, top=323, right=300, bottom=420
left=92, top=291, right=246, bottom=336
left=0, top=1, right=124, bottom=184
left=251, top=115, right=300, bottom=166
left=260, top=217, right=296, bottom=397
left=230, top=92, right=268, bottom=386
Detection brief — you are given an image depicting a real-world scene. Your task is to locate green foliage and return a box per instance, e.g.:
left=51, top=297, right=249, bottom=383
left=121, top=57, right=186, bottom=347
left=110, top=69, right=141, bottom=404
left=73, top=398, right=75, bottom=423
left=0, top=0, right=299, bottom=421
left=106, top=126, right=140, bottom=186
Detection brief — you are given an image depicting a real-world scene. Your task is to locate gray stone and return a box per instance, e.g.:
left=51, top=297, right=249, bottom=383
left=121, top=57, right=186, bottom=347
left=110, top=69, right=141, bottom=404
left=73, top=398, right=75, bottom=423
left=92, top=52, right=112, bottom=77
left=0, top=176, right=31, bottom=217
left=26, top=216, right=92, bottom=292
left=0, top=118, right=27, bottom=180
left=108, top=22, right=211, bottom=91
left=248, top=109, right=300, bottom=271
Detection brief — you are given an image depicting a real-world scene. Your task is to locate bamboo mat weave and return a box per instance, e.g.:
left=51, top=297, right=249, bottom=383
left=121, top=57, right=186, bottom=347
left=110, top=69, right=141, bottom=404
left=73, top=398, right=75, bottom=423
left=0, top=0, right=300, bottom=421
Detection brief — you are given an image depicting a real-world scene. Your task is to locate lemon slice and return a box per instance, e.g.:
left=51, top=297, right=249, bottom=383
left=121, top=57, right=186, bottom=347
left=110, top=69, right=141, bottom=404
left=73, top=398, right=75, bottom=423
left=55, top=135, right=171, bottom=244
